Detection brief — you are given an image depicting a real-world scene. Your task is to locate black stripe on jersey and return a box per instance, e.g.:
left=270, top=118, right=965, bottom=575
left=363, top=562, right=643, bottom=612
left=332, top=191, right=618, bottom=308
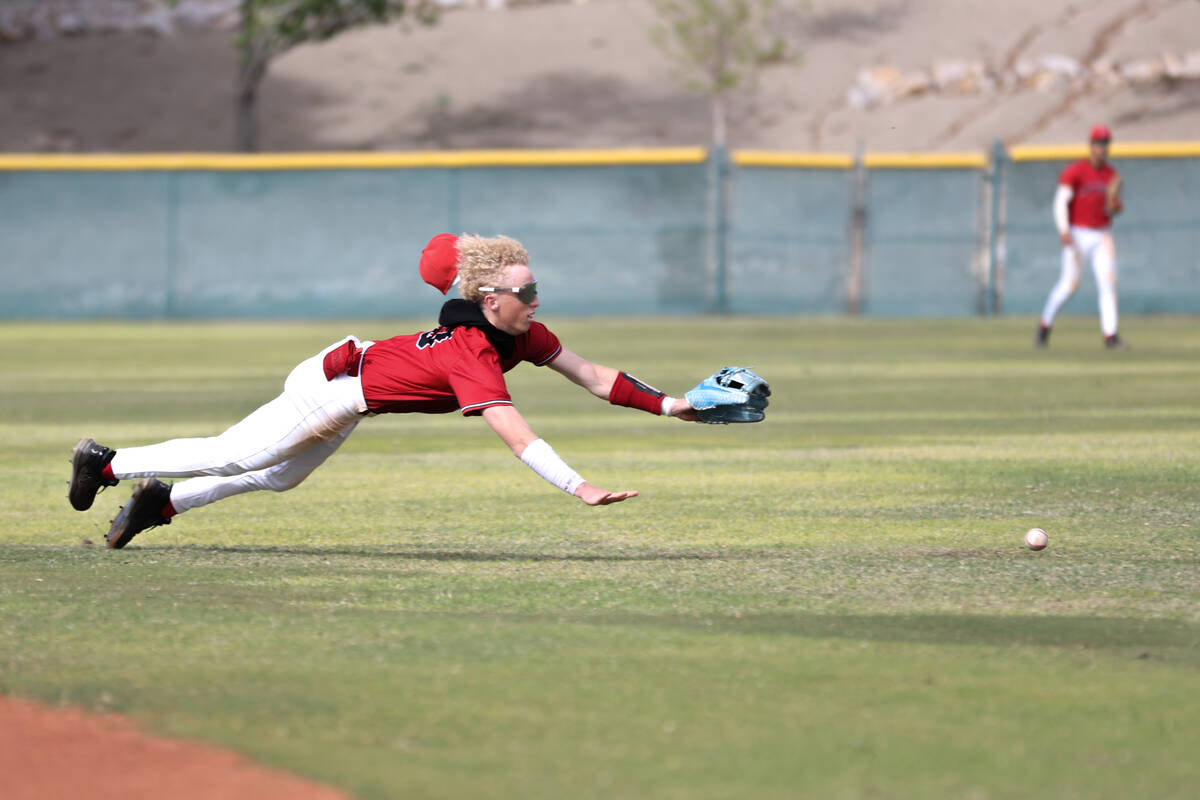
left=460, top=399, right=514, bottom=415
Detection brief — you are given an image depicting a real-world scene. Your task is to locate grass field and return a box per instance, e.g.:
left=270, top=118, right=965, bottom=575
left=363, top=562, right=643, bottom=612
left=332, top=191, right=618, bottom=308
left=2, top=315, right=1198, bottom=799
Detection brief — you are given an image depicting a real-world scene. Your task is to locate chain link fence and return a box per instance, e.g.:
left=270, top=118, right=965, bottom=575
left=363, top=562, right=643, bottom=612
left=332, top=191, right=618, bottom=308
left=1, top=145, right=1197, bottom=318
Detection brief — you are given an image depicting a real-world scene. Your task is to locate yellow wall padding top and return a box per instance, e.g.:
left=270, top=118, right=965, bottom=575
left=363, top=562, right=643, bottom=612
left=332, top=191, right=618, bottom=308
left=0, top=148, right=711, bottom=170
left=861, top=152, right=989, bottom=169
left=1010, top=141, right=1200, bottom=161
left=732, top=151, right=855, bottom=168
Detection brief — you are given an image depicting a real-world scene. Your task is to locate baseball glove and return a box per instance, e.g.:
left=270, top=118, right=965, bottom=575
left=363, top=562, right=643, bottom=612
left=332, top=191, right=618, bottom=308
left=685, top=366, right=771, bottom=424
left=1105, top=174, right=1123, bottom=215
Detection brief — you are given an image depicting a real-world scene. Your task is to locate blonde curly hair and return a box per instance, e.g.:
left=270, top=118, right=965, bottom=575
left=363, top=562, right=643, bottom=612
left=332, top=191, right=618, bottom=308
left=455, top=234, right=530, bottom=303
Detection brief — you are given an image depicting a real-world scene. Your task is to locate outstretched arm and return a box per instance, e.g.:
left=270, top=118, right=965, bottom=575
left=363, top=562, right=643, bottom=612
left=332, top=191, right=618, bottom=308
left=548, top=348, right=699, bottom=421
left=1054, top=184, right=1073, bottom=245
left=480, top=404, right=638, bottom=505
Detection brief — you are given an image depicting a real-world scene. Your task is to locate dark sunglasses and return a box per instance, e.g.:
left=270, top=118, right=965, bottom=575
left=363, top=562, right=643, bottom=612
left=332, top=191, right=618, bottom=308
left=479, top=281, right=538, bottom=304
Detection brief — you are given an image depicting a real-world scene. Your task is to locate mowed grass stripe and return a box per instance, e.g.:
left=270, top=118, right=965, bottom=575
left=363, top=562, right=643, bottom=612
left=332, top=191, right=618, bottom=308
left=1, top=316, right=1198, bottom=799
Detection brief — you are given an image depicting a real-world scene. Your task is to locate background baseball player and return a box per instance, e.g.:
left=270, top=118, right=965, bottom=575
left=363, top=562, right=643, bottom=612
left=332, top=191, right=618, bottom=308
left=1036, top=124, right=1125, bottom=349
left=68, top=233, right=769, bottom=548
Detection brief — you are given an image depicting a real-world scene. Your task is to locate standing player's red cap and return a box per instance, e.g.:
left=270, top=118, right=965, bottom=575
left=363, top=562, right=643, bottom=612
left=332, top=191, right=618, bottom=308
left=1089, top=124, right=1112, bottom=143
left=419, top=233, right=460, bottom=294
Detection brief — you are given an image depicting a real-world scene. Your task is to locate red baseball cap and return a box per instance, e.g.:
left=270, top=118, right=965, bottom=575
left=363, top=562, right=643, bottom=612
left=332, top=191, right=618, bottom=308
left=1089, top=125, right=1112, bottom=143
left=419, top=233, right=460, bottom=294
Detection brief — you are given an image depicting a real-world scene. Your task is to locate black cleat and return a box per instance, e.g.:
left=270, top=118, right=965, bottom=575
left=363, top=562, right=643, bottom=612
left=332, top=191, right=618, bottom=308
left=1105, top=333, right=1128, bottom=350
left=69, top=438, right=118, bottom=511
left=106, top=478, right=172, bottom=549
left=1035, top=324, right=1051, bottom=348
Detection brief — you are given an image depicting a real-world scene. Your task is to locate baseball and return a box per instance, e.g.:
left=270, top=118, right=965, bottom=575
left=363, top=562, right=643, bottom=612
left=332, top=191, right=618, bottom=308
left=1024, top=528, right=1048, bottom=551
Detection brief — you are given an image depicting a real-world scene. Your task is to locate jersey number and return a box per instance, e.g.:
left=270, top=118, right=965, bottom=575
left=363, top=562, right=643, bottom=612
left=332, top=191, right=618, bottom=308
left=416, top=328, right=455, bottom=350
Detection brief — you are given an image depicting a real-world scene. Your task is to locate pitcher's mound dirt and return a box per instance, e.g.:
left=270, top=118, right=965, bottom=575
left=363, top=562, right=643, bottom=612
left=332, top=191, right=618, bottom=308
left=1, top=696, right=351, bottom=800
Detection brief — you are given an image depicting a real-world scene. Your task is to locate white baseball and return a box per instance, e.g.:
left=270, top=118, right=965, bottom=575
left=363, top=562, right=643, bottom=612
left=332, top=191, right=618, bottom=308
left=1024, top=528, right=1048, bottom=551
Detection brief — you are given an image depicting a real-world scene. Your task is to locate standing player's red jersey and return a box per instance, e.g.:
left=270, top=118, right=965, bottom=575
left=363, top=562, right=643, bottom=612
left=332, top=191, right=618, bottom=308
left=1060, top=159, right=1119, bottom=230
left=358, top=321, right=562, bottom=416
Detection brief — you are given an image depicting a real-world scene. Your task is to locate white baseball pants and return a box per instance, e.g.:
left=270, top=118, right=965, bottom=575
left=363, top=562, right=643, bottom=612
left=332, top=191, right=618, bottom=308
left=108, top=337, right=369, bottom=513
left=1040, top=226, right=1119, bottom=337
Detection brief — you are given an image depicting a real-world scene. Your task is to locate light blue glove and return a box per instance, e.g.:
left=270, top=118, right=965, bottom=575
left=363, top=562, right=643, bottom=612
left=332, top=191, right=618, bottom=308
left=685, top=367, right=771, bottom=424
left=685, top=378, right=749, bottom=411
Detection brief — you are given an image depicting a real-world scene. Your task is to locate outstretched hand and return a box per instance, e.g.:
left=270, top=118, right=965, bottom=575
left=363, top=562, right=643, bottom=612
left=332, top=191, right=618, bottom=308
left=665, top=397, right=701, bottom=422
left=575, top=482, right=639, bottom=506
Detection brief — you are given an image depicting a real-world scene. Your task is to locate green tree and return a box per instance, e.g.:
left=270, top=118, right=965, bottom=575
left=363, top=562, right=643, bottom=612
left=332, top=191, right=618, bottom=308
left=235, top=0, right=439, bottom=151
left=648, top=0, right=796, bottom=312
left=648, top=0, right=792, bottom=148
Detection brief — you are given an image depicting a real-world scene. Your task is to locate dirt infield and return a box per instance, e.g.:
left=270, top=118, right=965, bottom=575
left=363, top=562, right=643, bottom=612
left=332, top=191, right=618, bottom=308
left=1, top=696, right=351, bottom=800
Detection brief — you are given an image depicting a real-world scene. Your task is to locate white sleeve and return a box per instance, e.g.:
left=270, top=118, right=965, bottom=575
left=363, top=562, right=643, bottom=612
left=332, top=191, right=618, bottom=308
left=519, top=439, right=585, bottom=495
left=1053, top=184, right=1073, bottom=235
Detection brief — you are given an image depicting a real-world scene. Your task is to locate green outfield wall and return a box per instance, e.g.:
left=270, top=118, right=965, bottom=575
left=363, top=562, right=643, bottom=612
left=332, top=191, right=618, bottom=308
left=1, top=144, right=1197, bottom=319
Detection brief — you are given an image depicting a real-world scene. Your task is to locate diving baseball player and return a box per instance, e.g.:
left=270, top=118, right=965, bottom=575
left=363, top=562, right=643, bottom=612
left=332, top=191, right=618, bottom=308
left=68, top=233, right=770, bottom=548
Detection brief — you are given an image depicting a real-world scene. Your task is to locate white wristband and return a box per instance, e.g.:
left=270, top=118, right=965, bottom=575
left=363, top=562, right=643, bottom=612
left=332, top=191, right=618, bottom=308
left=519, top=439, right=585, bottom=495
left=660, top=396, right=679, bottom=417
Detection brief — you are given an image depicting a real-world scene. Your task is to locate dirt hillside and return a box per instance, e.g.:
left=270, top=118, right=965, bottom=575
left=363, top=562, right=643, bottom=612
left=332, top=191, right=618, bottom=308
left=1, top=0, right=1198, bottom=153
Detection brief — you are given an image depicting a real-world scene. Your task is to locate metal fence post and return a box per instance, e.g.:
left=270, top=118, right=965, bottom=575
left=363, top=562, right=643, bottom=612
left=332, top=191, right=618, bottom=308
left=709, top=143, right=731, bottom=314
left=446, top=167, right=461, bottom=235
left=165, top=170, right=179, bottom=319
left=847, top=140, right=866, bottom=314
left=986, top=138, right=1006, bottom=315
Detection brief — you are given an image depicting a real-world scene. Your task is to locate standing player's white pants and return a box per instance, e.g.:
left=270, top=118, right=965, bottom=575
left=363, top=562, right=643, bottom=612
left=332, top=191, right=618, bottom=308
left=108, top=338, right=370, bottom=513
left=1040, top=226, right=1119, bottom=336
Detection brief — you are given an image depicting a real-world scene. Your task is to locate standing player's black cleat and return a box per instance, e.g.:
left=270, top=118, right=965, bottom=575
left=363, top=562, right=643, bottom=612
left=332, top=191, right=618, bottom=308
left=106, top=478, right=172, bottom=549
left=69, top=438, right=118, bottom=511
left=1035, top=324, right=1051, bottom=348
left=1105, top=333, right=1128, bottom=350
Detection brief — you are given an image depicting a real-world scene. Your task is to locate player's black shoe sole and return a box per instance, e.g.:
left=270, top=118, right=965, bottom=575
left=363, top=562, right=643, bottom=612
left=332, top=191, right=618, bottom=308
left=69, top=437, right=118, bottom=511
left=106, top=477, right=172, bottom=549
left=1105, top=334, right=1128, bottom=350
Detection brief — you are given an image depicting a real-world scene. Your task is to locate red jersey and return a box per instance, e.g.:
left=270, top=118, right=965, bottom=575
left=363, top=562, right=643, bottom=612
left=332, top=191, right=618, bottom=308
left=358, top=321, right=561, bottom=416
left=1060, top=159, right=1119, bottom=230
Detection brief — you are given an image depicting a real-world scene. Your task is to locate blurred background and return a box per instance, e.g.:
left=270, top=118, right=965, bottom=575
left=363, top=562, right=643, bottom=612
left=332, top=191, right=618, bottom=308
left=4, top=0, right=1199, bottom=152
left=2, top=0, right=1198, bottom=319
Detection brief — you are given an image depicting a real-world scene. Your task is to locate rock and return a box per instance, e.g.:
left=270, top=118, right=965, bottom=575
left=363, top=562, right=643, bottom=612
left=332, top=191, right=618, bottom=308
left=173, top=1, right=229, bottom=28
left=931, top=59, right=968, bottom=90
left=1038, top=54, right=1084, bottom=79
left=849, top=64, right=903, bottom=108
left=1090, top=56, right=1124, bottom=88
left=1120, top=57, right=1165, bottom=85
left=1182, top=51, right=1200, bottom=80
left=846, top=85, right=873, bottom=110
left=931, top=59, right=992, bottom=93
left=0, top=10, right=34, bottom=43
left=1162, top=52, right=1184, bottom=78
left=996, top=66, right=1022, bottom=93
left=963, top=61, right=994, bottom=93
left=1031, top=70, right=1064, bottom=92
left=1165, top=50, right=1200, bottom=80
left=56, top=12, right=89, bottom=36
left=842, top=46, right=1200, bottom=106
left=1013, top=58, right=1041, bottom=89
left=0, top=0, right=246, bottom=41
left=895, top=69, right=934, bottom=99
left=135, top=5, right=174, bottom=36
